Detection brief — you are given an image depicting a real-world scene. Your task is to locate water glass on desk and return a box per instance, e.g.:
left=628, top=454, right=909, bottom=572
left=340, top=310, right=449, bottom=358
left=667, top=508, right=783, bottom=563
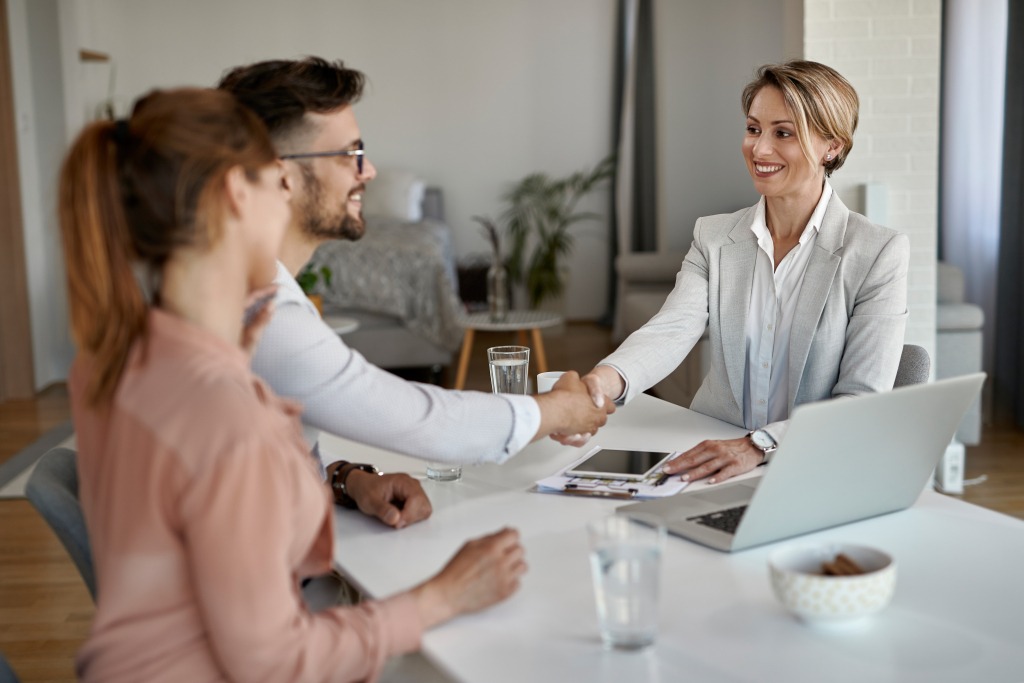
left=587, top=515, right=666, bottom=650
left=487, top=345, right=530, bottom=394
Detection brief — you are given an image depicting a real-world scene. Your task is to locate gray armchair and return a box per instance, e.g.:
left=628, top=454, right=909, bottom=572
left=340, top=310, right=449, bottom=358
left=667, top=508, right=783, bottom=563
left=612, top=250, right=707, bottom=407
left=936, top=262, right=983, bottom=444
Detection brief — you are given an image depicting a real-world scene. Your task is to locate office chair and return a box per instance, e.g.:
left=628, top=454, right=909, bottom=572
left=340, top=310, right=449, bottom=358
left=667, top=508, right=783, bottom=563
left=25, top=447, right=96, bottom=601
left=0, top=652, right=19, bottom=683
left=894, top=344, right=931, bottom=388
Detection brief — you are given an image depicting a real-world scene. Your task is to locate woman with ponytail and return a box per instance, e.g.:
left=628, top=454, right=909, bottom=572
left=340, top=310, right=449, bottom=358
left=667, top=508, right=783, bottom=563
left=61, top=88, right=526, bottom=683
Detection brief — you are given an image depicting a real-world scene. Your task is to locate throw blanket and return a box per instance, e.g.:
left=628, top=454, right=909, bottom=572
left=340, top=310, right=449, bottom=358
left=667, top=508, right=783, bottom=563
left=310, top=217, right=465, bottom=351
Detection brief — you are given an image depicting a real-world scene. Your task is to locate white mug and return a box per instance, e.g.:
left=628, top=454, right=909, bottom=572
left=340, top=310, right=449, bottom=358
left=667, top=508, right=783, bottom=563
left=536, top=371, right=566, bottom=393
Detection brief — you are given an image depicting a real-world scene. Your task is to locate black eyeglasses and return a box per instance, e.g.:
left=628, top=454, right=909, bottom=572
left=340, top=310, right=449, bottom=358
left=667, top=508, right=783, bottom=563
left=280, top=140, right=365, bottom=174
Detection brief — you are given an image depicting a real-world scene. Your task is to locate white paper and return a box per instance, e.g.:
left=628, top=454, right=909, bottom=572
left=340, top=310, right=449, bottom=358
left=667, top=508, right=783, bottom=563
left=535, top=445, right=689, bottom=499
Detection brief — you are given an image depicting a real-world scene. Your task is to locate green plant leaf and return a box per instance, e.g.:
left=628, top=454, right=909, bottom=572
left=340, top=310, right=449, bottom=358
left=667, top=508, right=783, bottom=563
left=497, top=153, right=615, bottom=306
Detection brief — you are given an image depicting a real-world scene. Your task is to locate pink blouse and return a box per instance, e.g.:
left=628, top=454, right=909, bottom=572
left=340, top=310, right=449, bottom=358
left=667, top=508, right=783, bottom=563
left=70, top=309, right=422, bottom=682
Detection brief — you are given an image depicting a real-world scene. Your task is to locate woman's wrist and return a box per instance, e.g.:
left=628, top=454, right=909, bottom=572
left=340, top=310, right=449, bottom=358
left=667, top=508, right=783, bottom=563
left=411, top=579, right=455, bottom=630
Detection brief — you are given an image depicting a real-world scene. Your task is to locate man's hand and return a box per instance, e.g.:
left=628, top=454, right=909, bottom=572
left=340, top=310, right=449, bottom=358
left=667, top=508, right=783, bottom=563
left=534, top=371, right=615, bottom=445
left=661, top=436, right=764, bottom=485
left=344, top=470, right=432, bottom=529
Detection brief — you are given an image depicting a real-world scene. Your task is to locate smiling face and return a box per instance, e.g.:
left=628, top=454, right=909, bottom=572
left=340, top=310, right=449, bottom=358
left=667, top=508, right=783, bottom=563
left=288, top=106, right=376, bottom=242
left=742, top=86, right=839, bottom=203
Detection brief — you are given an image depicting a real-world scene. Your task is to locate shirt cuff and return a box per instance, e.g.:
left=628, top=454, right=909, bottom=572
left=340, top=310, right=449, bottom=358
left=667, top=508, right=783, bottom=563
left=498, top=394, right=541, bottom=463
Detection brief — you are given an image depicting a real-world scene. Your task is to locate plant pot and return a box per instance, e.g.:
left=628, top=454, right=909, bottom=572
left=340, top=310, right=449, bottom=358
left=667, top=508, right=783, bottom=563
left=307, top=294, right=324, bottom=316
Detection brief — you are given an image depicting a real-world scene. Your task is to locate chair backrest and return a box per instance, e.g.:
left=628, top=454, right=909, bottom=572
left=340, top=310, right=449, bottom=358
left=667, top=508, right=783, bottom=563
left=25, top=447, right=96, bottom=601
left=894, top=344, right=931, bottom=388
left=0, top=652, right=20, bottom=683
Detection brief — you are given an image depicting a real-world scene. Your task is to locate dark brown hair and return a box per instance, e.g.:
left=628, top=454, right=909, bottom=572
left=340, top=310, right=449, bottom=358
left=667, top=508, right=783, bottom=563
left=217, top=57, right=365, bottom=143
left=58, top=88, right=277, bottom=406
left=742, top=60, right=859, bottom=176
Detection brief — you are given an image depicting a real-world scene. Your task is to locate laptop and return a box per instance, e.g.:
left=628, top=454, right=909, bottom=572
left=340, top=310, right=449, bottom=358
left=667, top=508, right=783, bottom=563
left=617, top=372, right=986, bottom=552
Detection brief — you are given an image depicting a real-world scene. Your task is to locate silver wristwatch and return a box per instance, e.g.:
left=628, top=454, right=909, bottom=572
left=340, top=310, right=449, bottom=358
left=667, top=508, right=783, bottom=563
left=748, top=429, right=777, bottom=464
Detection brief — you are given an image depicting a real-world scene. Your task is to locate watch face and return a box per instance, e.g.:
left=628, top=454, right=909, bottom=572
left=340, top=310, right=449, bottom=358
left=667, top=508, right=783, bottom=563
left=751, top=430, right=775, bottom=450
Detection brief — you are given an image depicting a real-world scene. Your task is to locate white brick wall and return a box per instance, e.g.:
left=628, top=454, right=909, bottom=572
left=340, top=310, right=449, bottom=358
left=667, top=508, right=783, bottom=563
left=804, top=0, right=940, bottom=367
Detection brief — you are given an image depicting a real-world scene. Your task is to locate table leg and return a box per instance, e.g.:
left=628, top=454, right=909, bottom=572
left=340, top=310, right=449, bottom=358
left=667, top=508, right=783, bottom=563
left=517, top=329, right=529, bottom=347
left=454, top=328, right=475, bottom=390
left=531, top=328, right=548, bottom=374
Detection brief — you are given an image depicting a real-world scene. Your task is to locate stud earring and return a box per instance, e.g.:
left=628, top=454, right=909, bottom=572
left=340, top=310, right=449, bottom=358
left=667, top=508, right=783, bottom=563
left=826, top=154, right=832, bottom=160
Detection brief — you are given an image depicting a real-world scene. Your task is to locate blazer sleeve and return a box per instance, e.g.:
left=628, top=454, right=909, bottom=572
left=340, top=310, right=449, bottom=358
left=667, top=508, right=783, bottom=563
left=762, top=230, right=910, bottom=445
left=600, top=219, right=712, bottom=404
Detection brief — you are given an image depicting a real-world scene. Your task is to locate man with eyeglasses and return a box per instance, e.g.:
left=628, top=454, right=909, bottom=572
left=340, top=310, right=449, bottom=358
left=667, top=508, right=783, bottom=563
left=218, top=57, right=613, bottom=532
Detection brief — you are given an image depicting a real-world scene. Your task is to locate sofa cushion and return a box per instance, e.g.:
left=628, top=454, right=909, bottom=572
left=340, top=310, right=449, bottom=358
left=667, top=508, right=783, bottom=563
left=937, top=303, right=984, bottom=331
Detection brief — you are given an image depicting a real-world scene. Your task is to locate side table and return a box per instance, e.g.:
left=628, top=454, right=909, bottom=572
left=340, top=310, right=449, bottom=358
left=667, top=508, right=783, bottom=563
left=454, top=310, right=564, bottom=390
left=321, top=314, right=360, bottom=336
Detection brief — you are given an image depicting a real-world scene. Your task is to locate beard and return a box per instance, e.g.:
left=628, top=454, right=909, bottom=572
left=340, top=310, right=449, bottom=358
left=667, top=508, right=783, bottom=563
left=297, top=164, right=365, bottom=242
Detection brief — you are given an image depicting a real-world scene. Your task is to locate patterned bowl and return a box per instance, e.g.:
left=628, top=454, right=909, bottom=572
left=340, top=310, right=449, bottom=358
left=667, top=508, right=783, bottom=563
left=768, top=543, right=896, bottom=625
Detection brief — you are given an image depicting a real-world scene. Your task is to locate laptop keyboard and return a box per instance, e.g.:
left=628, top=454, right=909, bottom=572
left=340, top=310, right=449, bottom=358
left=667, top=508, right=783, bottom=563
left=689, top=505, right=748, bottom=534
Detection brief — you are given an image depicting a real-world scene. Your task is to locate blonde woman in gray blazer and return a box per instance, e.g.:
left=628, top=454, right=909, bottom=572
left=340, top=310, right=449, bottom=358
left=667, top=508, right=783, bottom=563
left=582, top=61, right=909, bottom=484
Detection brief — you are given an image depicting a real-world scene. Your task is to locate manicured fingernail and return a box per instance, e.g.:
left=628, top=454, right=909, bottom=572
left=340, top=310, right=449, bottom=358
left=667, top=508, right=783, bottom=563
left=681, top=474, right=690, bottom=481
left=594, top=394, right=604, bottom=408
left=708, top=478, right=716, bottom=484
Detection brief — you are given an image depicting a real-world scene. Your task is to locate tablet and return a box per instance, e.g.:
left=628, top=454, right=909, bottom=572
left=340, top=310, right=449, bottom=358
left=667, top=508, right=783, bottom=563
left=565, top=448, right=676, bottom=481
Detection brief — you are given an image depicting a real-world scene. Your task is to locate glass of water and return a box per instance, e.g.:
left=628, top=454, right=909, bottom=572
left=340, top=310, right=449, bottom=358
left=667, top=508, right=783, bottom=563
left=487, top=345, right=530, bottom=395
left=587, top=515, right=666, bottom=650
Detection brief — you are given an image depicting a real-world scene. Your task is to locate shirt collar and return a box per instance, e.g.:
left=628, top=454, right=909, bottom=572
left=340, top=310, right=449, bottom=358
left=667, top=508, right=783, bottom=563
left=750, top=180, right=834, bottom=246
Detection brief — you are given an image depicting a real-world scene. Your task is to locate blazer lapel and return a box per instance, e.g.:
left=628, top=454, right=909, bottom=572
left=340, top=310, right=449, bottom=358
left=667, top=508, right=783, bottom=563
left=720, top=216, right=758, bottom=412
left=787, top=195, right=849, bottom=409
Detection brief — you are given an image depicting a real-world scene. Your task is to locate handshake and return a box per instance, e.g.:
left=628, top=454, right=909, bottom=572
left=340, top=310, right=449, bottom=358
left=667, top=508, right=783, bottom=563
left=532, top=367, right=623, bottom=447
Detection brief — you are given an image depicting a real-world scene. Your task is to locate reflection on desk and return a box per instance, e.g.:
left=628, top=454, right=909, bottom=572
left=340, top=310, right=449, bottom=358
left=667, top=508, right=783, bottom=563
left=321, top=394, right=1024, bottom=683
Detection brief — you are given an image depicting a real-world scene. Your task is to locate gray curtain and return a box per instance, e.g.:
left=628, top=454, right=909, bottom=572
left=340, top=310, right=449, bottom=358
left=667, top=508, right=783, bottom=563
left=604, top=0, right=657, bottom=323
left=995, top=0, right=1024, bottom=427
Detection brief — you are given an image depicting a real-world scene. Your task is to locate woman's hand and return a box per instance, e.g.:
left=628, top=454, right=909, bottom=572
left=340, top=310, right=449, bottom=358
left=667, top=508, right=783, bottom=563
left=661, top=436, right=764, bottom=485
left=535, top=371, right=615, bottom=446
left=580, top=366, right=624, bottom=409
left=240, top=285, right=278, bottom=357
left=413, top=528, right=526, bottom=629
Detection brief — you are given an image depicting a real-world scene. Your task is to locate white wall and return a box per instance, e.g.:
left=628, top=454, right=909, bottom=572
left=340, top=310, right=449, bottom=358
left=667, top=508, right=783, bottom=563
left=6, top=0, right=76, bottom=389
left=79, top=0, right=618, bottom=319
left=72, top=0, right=798, bottom=317
left=653, top=0, right=798, bottom=251
left=805, top=0, right=942, bottom=365
left=10, top=0, right=941, bottom=385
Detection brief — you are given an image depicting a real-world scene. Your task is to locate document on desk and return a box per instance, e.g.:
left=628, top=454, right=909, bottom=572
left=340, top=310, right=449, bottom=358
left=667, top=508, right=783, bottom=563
left=534, top=446, right=689, bottom=500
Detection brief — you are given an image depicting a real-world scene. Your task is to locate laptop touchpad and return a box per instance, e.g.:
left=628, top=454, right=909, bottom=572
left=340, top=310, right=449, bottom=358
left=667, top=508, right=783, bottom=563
left=691, top=482, right=756, bottom=506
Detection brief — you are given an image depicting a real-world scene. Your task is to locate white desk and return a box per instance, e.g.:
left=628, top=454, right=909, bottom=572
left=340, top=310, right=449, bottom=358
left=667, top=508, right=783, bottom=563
left=323, top=395, right=1024, bottom=683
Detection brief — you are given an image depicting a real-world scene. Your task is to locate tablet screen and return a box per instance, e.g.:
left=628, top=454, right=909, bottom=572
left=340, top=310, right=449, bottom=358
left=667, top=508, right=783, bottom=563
left=566, top=448, right=673, bottom=480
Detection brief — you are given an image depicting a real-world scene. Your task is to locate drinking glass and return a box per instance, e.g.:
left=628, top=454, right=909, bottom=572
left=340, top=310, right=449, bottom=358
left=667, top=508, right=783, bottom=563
left=587, top=515, right=666, bottom=650
left=487, top=346, right=530, bottom=395
left=425, top=462, right=462, bottom=481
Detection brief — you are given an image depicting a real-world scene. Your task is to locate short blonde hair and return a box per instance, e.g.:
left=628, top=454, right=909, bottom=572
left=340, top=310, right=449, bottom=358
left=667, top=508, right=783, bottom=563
left=741, top=60, right=859, bottom=176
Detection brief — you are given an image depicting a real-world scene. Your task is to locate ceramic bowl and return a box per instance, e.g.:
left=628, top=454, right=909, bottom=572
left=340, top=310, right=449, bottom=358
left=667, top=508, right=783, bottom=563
left=768, top=543, right=896, bottom=625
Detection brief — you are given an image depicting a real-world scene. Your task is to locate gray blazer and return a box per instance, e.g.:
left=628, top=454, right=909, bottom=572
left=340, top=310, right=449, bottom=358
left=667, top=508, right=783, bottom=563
left=602, top=193, right=909, bottom=443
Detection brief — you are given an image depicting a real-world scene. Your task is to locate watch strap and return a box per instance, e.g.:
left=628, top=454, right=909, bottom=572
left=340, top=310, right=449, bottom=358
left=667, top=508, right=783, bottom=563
left=330, top=461, right=380, bottom=509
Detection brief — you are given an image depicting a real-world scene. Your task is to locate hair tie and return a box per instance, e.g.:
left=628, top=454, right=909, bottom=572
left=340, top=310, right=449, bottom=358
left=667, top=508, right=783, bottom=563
left=113, top=119, right=131, bottom=145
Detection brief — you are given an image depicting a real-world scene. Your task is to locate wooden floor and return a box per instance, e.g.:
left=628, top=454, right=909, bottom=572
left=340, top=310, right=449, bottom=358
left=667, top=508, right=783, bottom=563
left=1, top=322, right=1021, bottom=681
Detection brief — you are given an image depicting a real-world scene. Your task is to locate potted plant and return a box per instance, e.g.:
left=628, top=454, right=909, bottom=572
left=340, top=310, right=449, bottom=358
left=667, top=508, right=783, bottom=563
left=500, top=154, right=614, bottom=309
left=296, top=263, right=333, bottom=315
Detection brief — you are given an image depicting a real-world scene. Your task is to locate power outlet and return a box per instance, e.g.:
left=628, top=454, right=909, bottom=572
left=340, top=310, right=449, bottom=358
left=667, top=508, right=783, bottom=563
left=934, top=441, right=965, bottom=494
